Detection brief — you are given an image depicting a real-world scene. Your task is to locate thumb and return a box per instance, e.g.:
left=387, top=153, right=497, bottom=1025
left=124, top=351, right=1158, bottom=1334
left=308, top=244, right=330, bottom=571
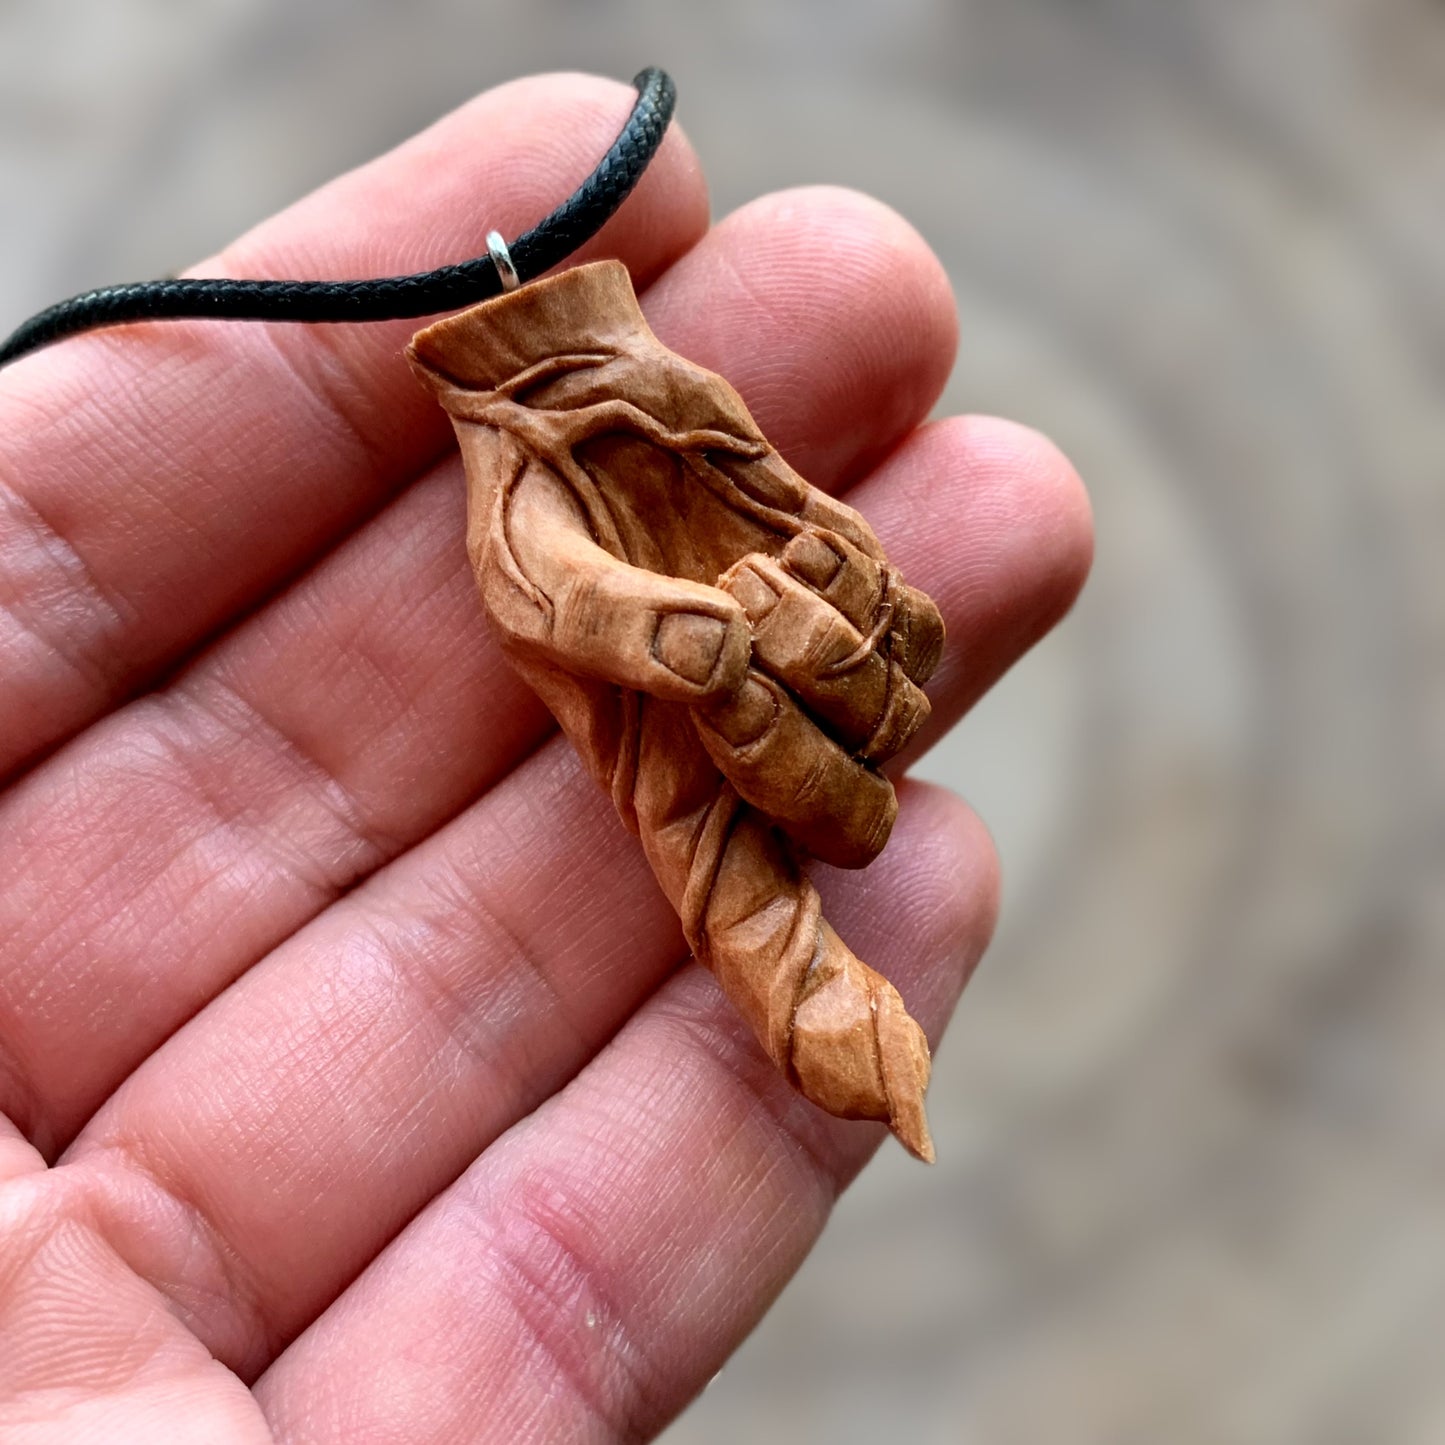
left=493, top=451, right=751, bottom=704
left=550, top=529, right=752, bottom=703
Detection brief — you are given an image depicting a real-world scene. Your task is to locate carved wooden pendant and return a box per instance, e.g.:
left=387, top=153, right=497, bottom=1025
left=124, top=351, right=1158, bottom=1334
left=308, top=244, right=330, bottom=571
left=408, top=261, right=945, bottom=1160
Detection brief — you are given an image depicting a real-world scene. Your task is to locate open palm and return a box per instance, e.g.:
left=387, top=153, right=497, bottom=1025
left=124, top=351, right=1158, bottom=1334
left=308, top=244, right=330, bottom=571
left=0, top=74, right=1091, bottom=1442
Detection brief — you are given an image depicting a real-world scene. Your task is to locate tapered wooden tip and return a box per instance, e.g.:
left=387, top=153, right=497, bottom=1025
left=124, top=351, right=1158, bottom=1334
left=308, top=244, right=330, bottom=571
left=876, top=987, right=935, bottom=1163
left=788, top=923, right=935, bottom=1162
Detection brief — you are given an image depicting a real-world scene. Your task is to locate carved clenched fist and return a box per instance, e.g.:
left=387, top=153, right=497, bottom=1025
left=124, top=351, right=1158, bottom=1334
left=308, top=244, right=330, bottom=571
left=409, top=261, right=945, bottom=1158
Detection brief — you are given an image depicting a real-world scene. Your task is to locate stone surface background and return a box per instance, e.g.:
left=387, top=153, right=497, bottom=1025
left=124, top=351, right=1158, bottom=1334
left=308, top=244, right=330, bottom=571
left=4, top=2, right=1443, bottom=1440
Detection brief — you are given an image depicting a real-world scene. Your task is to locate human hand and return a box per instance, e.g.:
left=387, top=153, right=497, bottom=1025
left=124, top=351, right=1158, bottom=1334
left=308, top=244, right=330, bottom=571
left=0, top=73, right=1091, bottom=1442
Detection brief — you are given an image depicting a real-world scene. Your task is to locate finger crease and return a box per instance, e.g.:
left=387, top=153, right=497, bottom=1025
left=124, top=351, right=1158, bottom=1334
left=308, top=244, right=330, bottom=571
left=164, top=677, right=403, bottom=899
left=0, top=1036, right=43, bottom=1154
left=72, top=1141, right=281, bottom=1375
left=489, top=1181, right=664, bottom=1441
left=0, top=470, right=137, bottom=696
left=382, top=876, right=588, bottom=1101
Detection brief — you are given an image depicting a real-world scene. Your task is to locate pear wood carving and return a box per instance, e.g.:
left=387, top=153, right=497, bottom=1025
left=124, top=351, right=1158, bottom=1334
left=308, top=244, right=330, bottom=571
left=409, top=261, right=945, bottom=1159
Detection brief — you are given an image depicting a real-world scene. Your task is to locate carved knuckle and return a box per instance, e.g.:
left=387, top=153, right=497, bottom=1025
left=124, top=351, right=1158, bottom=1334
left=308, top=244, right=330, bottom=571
left=699, top=672, right=779, bottom=750
left=719, top=557, right=781, bottom=626
left=802, top=613, right=859, bottom=674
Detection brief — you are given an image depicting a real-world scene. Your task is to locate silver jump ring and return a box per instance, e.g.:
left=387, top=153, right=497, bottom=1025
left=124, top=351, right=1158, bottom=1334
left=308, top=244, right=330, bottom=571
left=486, top=231, right=521, bottom=293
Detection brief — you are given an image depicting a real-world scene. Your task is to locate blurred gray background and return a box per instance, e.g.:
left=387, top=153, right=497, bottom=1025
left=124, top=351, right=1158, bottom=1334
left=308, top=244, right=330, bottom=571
left=4, top=2, right=1443, bottom=1440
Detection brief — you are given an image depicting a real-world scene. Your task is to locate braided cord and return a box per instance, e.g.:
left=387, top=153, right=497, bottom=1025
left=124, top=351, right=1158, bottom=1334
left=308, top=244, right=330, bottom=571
left=0, top=67, right=675, bottom=369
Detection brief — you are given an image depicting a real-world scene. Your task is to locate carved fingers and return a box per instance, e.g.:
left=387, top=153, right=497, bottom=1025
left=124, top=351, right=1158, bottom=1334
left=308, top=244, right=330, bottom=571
left=498, top=452, right=751, bottom=704
left=694, top=670, right=897, bottom=868
left=720, top=548, right=930, bottom=761
left=775, top=528, right=945, bottom=688
left=690, top=524, right=943, bottom=867
left=550, top=549, right=750, bottom=703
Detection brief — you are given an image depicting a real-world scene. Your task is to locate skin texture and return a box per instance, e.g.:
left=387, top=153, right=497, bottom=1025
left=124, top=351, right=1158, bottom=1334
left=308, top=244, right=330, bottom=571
left=0, top=73, right=1092, bottom=1444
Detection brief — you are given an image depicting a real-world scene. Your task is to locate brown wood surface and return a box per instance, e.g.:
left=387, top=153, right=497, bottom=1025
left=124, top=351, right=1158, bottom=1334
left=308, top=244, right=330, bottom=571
left=409, top=261, right=945, bottom=1159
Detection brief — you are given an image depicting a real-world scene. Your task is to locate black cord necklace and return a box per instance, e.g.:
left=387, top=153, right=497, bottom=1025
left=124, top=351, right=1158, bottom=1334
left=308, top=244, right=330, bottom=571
left=0, top=67, right=674, bottom=369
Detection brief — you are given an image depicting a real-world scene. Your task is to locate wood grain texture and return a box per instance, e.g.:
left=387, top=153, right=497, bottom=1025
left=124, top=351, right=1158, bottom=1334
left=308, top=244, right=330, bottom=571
left=409, top=261, right=945, bottom=1158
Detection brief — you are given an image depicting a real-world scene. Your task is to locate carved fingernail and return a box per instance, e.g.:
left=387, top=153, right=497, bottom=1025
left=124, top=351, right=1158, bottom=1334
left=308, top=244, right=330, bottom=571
left=894, top=592, right=945, bottom=683
left=704, top=675, right=777, bottom=747
left=860, top=670, right=932, bottom=764
left=654, top=611, right=729, bottom=687
left=725, top=563, right=781, bottom=624
left=784, top=531, right=846, bottom=590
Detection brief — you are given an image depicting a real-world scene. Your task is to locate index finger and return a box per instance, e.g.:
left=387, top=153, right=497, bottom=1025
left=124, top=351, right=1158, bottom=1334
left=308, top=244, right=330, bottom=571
left=0, top=72, right=708, bottom=781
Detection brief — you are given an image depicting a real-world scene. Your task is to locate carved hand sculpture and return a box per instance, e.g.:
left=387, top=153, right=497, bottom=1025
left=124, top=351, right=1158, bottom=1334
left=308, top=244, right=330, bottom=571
left=408, top=261, right=945, bottom=1159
